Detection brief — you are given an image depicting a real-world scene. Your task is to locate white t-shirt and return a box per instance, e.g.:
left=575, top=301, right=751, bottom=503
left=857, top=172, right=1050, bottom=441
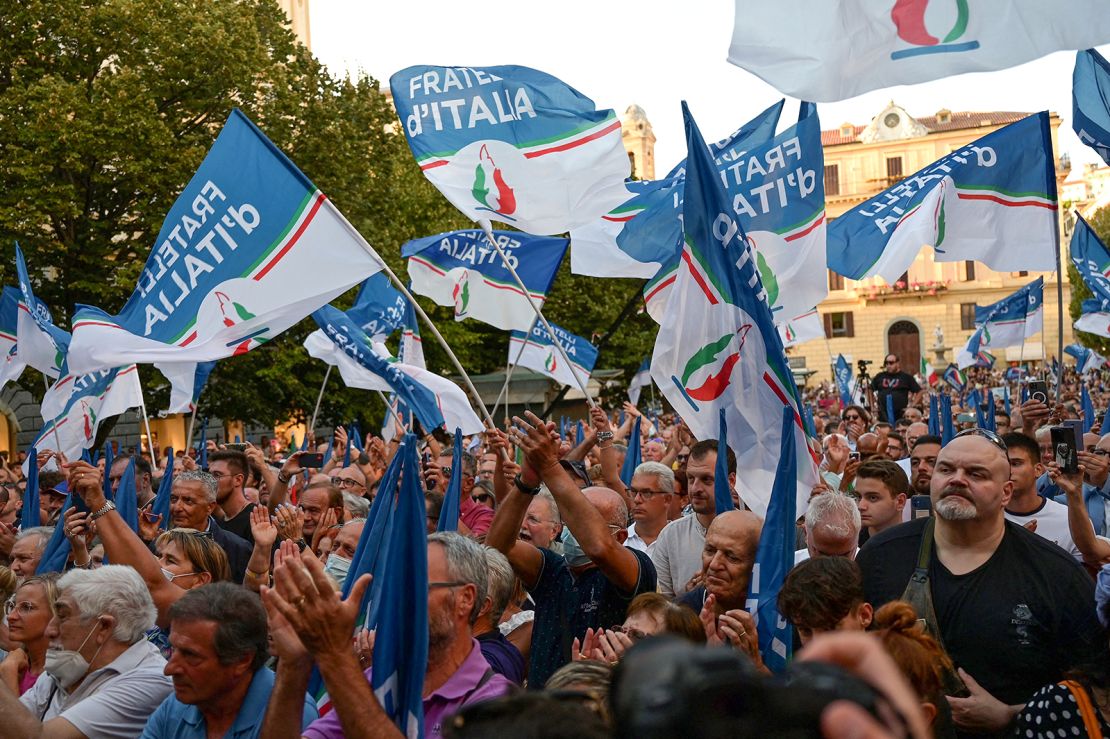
left=1004, top=498, right=1086, bottom=560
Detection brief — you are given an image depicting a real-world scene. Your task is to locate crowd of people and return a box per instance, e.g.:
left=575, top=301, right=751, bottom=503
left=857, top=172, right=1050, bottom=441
left=0, top=350, right=1105, bottom=737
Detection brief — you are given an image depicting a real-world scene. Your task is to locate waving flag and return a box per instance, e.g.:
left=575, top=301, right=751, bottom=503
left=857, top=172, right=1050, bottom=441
left=728, top=2, right=1110, bottom=103
left=569, top=99, right=785, bottom=280
left=36, top=493, right=79, bottom=574
left=777, top=309, right=824, bottom=348
left=30, top=365, right=143, bottom=467
left=1067, top=343, right=1106, bottom=374
left=650, top=102, right=817, bottom=516
left=508, top=322, right=597, bottom=390
left=827, top=113, right=1058, bottom=283
left=748, top=406, right=798, bottom=672
left=641, top=103, right=827, bottom=323
left=398, top=293, right=425, bottom=370
left=956, top=277, right=1043, bottom=368
left=150, top=448, right=174, bottom=524
left=0, top=288, right=26, bottom=390
left=1071, top=216, right=1110, bottom=339
left=390, top=65, right=630, bottom=235
left=1075, top=49, right=1110, bottom=166
left=20, top=448, right=40, bottom=530
left=436, top=429, right=464, bottom=533
left=928, top=394, right=940, bottom=436
left=347, top=273, right=409, bottom=342
left=940, top=394, right=955, bottom=445
left=162, top=360, right=216, bottom=414
left=942, top=364, right=966, bottom=392
left=67, top=109, right=383, bottom=395
left=834, top=355, right=853, bottom=409
left=15, top=244, right=69, bottom=379
left=1083, top=385, right=1097, bottom=433
left=628, top=358, right=652, bottom=406
left=714, top=409, right=736, bottom=515
left=402, top=229, right=567, bottom=331
left=619, top=416, right=642, bottom=488
left=114, top=457, right=140, bottom=533
left=920, top=357, right=938, bottom=388
left=310, top=306, right=453, bottom=434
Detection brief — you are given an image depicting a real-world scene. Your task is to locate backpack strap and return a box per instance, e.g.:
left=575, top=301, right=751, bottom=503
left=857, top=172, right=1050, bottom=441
left=1059, top=680, right=1104, bottom=739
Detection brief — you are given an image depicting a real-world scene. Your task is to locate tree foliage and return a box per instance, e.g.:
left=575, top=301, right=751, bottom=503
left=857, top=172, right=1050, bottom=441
left=0, top=0, right=653, bottom=428
left=1068, top=205, right=1110, bottom=355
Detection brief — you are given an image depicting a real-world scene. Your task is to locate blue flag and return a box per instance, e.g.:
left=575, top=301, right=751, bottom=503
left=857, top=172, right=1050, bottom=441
left=389, top=64, right=630, bottom=237
left=885, top=393, right=896, bottom=426
left=1070, top=216, right=1110, bottom=339
left=1101, top=402, right=1110, bottom=436
left=827, top=113, right=1059, bottom=282
left=1074, top=49, right=1110, bottom=166
left=749, top=405, right=797, bottom=673
left=114, top=457, right=140, bottom=534
left=437, top=429, right=464, bottom=533
left=968, top=389, right=986, bottom=429
left=151, top=448, right=174, bottom=524
left=102, top=442, right=114, bottom=499
left=402, top=230, right=568, bottom=332
left=940, top=395, right=955, bottom=445
left=928, top=394, right=940, bottom=437
left=197, top=420, right=208, bottom=470
left=370, top=440, right=428, bottom=737
left=15, top=243, right=70, bottom=379
left=1004, top=367, right=1026, bottom=383
left=1004, top=386, right=1012, bottom=417
left=834, top=354, right=853, bottom=408
left=21, top=447, right=40, bottom=530
left=347, top=273, right=409, bottom=341
left=620, top=416, right=642, bottom=488
left=1083, top=384, right=1097, bottom=433
left=508, top=321, right=599, bottom=390
left=312, top=305, right=445, bottom=433
left=342, top=426, right=352, bottom=468
left=942, top=364, right=966, bottom=393
left=714, top=409, right=735, bottom=515
left=575, top=421, right=585, bottom=447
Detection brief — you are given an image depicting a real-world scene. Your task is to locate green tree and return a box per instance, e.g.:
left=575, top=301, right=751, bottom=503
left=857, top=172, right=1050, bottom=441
left=0, top=0, right=650, bottom=429
left=1068, top=205, right=1110, bottom=356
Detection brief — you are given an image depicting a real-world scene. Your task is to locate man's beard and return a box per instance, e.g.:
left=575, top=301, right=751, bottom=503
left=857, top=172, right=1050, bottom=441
left=934, top=492, right=978, bottom=521
left=427, top=593, right=458, bottom=663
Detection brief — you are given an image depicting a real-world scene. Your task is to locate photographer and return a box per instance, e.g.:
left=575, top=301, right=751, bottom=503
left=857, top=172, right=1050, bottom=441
left=870, top=353, right=921, bottom=424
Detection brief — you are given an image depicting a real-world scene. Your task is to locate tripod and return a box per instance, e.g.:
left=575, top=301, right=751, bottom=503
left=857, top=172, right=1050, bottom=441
left=852, top=360, right=874, bottom=412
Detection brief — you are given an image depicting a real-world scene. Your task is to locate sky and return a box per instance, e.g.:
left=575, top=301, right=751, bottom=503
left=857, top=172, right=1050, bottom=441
left=309, top=0, right=1109, bottom=176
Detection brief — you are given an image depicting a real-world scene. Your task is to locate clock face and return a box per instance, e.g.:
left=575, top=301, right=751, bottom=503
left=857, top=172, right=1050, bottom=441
left=884, top=113, right=900, bottom=128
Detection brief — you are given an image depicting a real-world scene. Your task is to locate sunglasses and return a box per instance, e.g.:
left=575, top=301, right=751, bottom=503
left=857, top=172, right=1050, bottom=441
left=472, top=493, right=494, bottom=503
left=954, top=427, right=1008, bottom=454
left=844, top=414, right=863, bottom=421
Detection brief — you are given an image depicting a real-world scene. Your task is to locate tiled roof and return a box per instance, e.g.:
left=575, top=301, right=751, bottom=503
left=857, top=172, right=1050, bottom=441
left=822, top=111, right=1031, bottom=146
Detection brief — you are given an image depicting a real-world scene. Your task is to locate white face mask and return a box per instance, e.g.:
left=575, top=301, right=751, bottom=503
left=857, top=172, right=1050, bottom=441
left=323, top=554, right=352, bottom=588
left=45, top=620, right=103, bottom=690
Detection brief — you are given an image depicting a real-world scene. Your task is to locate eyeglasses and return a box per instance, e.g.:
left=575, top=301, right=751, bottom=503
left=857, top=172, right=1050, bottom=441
left=609, top=624, right=649, bottom=641
left=1094, top=449, right=1110, bottom=457
left=471, top=493, right=494, bottom=503
left=884, top=359, right=897, bottom=365
left=954, top=427, right=1008, bottom=454
left=428, top=580, right=468, bottom=590
left=4, top=599, right=40, bottom=616
left=844, top=414, right=863, bottom=421
left=629, top=488, right=666, bottom=500
left=331, top=477, right=365, bottom=489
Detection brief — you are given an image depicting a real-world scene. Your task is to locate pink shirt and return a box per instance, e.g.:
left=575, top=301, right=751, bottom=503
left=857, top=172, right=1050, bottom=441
left=459, top=496, right=494, bottom=537
left=302, top=639, right=512, bottom=739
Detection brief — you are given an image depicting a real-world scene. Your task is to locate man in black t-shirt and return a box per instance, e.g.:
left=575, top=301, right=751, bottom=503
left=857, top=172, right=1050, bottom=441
left=870, top=353, right=921, bottom=423
left=857, top=432, right=1103, bottom=738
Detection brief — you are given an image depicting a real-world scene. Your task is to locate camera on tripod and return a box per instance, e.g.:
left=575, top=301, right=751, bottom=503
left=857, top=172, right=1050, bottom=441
left=857, top=359, right=873, bottom=373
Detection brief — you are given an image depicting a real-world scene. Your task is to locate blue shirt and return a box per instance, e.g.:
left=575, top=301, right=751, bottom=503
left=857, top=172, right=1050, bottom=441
left=140, top=666, right=318, bottom=739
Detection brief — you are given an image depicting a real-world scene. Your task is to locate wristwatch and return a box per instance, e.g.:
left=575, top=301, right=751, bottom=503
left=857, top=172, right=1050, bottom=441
left=514, top=473, right=542, bottom=496
left=277, top=471, right=291, bottom=484
left=89, top=500, right=117, bottom=522
left=597, top=431, right=614, bottom=443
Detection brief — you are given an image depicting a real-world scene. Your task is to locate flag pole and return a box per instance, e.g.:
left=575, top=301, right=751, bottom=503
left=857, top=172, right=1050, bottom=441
left=309, top=365, right=332, bottom=433
left=478, top=220, right=598, bottom=410
left=491, top=316, right=537, bottom=426
left=1054, top=223, right=1065, bottom=402
left=136, top=383, right=156, bottom=461
left=374, top=389, right=407, bottom=431
left=324, top=203, right=497, bottom=433
left=185, top=402, right=199, bottom=454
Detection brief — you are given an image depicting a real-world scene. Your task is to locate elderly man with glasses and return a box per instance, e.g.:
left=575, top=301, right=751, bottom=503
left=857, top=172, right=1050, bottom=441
left=870, top=353, right=922, bottom=424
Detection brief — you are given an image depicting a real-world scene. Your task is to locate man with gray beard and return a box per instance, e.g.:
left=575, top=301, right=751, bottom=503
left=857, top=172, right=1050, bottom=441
left=856, top=431, right=1103, bottom=738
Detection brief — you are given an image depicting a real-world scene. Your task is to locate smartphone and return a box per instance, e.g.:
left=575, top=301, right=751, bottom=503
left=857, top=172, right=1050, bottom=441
left=848, top=451, right=860, bottom=462
left=1051, top=425, right=1080, bottom=473
left=226, top=443, right=248, bottom=452
left=299, top=452, right=324, bottom=469
left=910, top=495, right=932, bottom=519
left=1028, top=380, right=1049, bottom=404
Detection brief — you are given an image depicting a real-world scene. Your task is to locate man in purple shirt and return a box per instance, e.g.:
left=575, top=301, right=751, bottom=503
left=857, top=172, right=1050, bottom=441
left=260, top=533, right=512, bottom=738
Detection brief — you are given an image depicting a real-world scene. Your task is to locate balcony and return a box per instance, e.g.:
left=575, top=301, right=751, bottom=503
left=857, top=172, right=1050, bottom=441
left=862, top=279, right=951, bottom=303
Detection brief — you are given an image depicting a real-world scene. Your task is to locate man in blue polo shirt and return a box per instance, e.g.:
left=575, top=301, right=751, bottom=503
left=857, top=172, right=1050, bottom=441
left=141, top=583, right=316, bottom=738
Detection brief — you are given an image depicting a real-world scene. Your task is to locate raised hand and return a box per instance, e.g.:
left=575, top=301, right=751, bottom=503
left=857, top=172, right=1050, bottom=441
left=250, top=504, right=279, bottom=550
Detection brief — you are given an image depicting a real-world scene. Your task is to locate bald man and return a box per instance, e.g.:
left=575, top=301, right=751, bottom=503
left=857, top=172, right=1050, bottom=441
left=857, top=432, right=1102, bottom=734
left=487, top=412, right=656, bottom=687
left=678, top=510, right=761, bottom=615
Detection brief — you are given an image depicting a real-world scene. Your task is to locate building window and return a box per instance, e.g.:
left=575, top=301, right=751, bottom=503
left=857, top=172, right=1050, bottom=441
left=824, top=164, right=840, bottom=196
left=886, top=156, right=903, bottom=183
left=627, top=151, right=637, bottom=179
left=824, top=312, right=854, bottom=338
left=1012, top=270, right=1029, bottom=278
left=828, top=270, right=845, bottom=291
left=961, top=260, right=976, bottom=281
left=960, top=303, right=976, bottom=330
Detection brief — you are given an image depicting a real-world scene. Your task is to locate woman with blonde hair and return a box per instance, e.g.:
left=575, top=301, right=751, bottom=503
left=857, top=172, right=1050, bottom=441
left=0, top=573, right=58, bottom=695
